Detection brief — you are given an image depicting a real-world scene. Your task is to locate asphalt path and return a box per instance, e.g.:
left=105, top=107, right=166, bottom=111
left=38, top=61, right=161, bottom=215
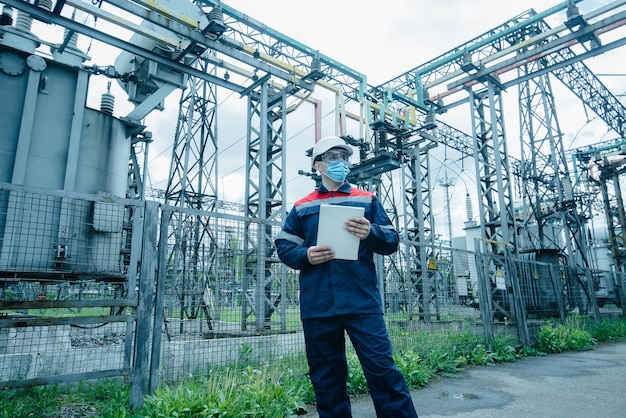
left=303, top=340, right=626, bottom=417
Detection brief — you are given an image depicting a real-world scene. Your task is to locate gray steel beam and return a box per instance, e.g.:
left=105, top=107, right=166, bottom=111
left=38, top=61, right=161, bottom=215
left=3, top=0, right=242, bottom=92
left=198, top=0, right=367, bottom=101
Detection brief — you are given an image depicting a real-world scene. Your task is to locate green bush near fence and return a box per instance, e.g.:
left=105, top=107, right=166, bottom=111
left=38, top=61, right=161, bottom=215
left=537, top=315, right=626, bottom=353
left=2, top=316, right=625, bottom=418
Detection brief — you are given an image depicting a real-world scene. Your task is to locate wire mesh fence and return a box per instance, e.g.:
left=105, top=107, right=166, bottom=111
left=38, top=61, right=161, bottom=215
left=152, top=205, right=304, bottom=385
left=0, top=183, right=145, bottom=390
left=1, top=182, right=625, bottom=404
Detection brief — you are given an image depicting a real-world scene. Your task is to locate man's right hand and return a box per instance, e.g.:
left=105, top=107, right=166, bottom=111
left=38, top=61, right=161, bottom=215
left=307, top=245, right=335, bottom=265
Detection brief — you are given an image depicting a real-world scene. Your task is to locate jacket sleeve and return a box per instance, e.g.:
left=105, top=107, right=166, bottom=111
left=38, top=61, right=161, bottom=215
left=363, top=195, right=399, bottom=255
left=274, top=206, right=312, bottom=270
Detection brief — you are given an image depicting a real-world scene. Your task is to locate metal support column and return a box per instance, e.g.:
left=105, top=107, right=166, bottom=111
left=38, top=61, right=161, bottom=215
left=242, top=80, right=288, bottom=331
left=165, top=60, right=220, bottom=331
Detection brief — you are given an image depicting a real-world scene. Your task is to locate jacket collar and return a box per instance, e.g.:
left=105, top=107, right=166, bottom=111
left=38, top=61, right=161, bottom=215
left=318, top=181, right=352, bottom=194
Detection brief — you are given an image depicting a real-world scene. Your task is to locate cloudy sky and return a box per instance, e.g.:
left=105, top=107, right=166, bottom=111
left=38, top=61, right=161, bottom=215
left=224, top=0, right=572, bottom=84
left=75, top=0, right=625, bottom=239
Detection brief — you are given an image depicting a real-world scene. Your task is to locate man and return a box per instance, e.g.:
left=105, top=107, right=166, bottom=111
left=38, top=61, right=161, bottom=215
left=275, top=136, right=418, bottom=417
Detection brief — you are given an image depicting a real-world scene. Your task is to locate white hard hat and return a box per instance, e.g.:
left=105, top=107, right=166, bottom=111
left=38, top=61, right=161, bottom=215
left=311, top=136, right=353, bottom=161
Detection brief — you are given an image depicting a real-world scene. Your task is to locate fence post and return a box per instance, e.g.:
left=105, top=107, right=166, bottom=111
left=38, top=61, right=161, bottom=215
left=548, top=264, right=567, bottom=325
left=149, top=207, right=170, bottom=394
left=507, top=257, right=529, bottom=347
left=620, top=272, right=626, bottom=315
left=129, top=201, right=159, bottom=410
left=474, top=252, right=494, bottom=347
left=583, top=268, right=601, bottom=323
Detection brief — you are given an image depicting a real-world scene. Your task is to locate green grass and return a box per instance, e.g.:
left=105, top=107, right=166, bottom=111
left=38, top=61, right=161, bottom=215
left=217, top=307, right=302, bottom=330
left=536, top=315, right=626, bottom=353
left=0, top=380, right=131, bottom=418
left=140, top=366, right=312, bottom=418
left=2, top=316, right=625, bottom=418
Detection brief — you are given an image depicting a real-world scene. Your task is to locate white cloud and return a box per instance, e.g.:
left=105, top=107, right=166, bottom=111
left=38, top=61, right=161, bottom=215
left=220, top=172, right=246, bottom=202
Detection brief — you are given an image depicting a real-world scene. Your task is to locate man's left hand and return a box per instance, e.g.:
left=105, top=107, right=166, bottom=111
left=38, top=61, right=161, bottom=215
left=345, top=217, right=371, bottom=240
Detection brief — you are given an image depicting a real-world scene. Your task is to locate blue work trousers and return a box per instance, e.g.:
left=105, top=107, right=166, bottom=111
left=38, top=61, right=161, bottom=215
left=302, top=314, right=418, bottom=418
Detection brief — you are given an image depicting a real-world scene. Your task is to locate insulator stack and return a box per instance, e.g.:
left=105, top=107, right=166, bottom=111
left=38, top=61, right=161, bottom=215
left=208, top=5, right=224, bottom=26
left=310, top=56, right=322, bottom=73
left=101, top=82, right=115, bottom=115
left=14, top=0, right=52, bottom=33
left=567, top=4, right=580, bottom=20
left=466, top=193, right=473, bottom=222
left=0, top=6, right=13, bottom=26
left=63, top=28, right=79, bottom=49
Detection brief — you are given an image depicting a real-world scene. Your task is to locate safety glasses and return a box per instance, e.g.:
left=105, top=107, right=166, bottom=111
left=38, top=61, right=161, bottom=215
left=322, top=149, right=350, bottom=163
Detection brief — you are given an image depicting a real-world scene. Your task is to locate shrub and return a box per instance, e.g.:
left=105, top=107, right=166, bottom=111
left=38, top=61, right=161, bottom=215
left=590, top=318, right=626, bottom=342
left=469, top=344, right=497, bottom=365
left=490, top=335, right=521, bottom=362
left=536, top=321, right=596, bottom=353
left=421, top=348, right=464, bottom=376
left=395, top=350, right=433, bottom=387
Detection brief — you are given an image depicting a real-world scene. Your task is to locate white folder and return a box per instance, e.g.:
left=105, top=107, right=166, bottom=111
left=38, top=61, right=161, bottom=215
left=317, top=204, right=365, bottom=260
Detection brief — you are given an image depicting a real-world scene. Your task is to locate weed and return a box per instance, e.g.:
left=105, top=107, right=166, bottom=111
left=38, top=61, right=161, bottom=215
left=395, top=350, right=433, bottom=387
left=536, top=320, right=596, bottom=353
left=469, top=344, right=497, bottom=365
left=490, top=334, right=521, bottom=362
left=589, top=318, right=626, bottom=342
left=346, top=352, right=368, bottom=395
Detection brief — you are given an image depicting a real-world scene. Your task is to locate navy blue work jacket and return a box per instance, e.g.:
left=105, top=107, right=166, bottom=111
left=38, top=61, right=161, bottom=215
left=275, top=182, right=399, bottom=319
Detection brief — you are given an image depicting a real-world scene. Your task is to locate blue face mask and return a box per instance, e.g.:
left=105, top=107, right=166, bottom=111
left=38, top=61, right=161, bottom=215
left=324, top=159, right=350, bottom=183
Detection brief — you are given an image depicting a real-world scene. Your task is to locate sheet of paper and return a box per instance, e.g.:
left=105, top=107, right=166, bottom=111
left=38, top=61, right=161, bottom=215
left=317, top=204, right=365, bottom=260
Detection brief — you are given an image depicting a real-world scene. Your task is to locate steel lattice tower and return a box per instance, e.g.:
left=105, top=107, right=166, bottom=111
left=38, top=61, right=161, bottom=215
left=469, top=81, right=517, bottom=255
left=241, top=81, right=288, bottom=331
left=164, top=57, right=220, bottom=327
